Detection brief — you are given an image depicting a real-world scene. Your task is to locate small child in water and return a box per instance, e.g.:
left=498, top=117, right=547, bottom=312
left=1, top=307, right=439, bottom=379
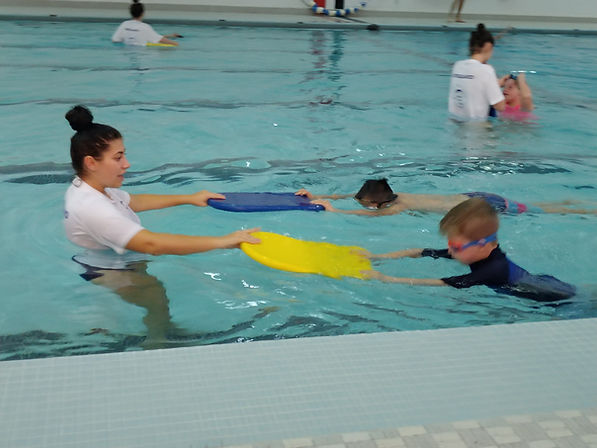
left=365, top=197, right=575, bottom=301
left=296, top=178, right=597, bottom=216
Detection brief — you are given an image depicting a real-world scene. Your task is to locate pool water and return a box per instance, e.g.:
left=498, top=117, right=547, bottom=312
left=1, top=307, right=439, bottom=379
left=1, top=20, right=596, bottom=360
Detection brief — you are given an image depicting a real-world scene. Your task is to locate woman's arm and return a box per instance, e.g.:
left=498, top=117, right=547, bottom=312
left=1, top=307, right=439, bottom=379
left=364, top=270, right=447, bottom=286
left=517, top=73, right=534, bottom=111
left=129, top=190, right=224, bottom=212
left=126, top=228, right=260, bottom=256
left=158, top=37, right=179, bottom=46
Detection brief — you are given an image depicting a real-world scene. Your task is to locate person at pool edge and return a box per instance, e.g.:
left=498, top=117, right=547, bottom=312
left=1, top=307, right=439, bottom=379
left=364, top=197, right=575, bottom=301
left=63, top=105, right=260, bottom=346
left=448, top=23, right=505, bottom=120
left=112, top=0, right=181, bottom=47
left=296, top=178, right=597, bottom=216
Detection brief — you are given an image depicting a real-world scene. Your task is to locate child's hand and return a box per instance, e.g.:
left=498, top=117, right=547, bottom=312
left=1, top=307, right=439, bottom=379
left=350, top=248, right=371, bottom=258
left=360, top=269, right=381, bottom=280
left=295, top=189, right=313, bottom=199
left=311, top=199, right=335, bottom=211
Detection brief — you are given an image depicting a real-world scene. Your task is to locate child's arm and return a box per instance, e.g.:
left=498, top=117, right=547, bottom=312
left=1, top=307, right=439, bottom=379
left=311, top=199, right=403, bottom=216
left=517, top=73, right=534, bottom=111
left=365, top=270, right=447, bottom=286
left=368, top=248, right=451, bottom=260
left=368, top=248, right=423, bottom=259
left=295, top=189, right=352, bottom=200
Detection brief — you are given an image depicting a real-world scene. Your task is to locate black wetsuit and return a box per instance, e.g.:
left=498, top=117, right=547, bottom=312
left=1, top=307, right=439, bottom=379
left=421, top=246, right=576, bottom=301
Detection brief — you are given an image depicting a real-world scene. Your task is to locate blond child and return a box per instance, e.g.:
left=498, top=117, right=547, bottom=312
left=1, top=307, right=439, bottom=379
left=366, top=198, right=575, bottom=301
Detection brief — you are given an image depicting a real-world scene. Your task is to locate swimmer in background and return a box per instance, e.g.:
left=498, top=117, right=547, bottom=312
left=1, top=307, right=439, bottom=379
left=64, top=105, right=259, bottom=347
left=364, top=198, right=575, bottom=301
left=448, top=23, right=505, bottom=121
left=498, top=72, right=535, bottom=120
left=112, top=0, right=181, bottom=47
left=296, top=178, right=597, bottom=216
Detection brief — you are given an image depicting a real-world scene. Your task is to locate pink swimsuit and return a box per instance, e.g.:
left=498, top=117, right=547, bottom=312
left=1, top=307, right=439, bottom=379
left=500, top=104, right=536, bottom=121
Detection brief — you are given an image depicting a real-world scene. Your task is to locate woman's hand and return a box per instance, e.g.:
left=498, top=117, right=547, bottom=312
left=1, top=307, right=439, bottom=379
left=220, top=227, right=261, bottom=249
left=188, top=190, right=225, bottom=207
left=295, top=189, right=313, bottom=199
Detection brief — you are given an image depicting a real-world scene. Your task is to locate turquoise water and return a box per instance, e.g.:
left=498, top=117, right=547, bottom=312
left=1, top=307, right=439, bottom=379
left=1, top=21, right=596, bottom=360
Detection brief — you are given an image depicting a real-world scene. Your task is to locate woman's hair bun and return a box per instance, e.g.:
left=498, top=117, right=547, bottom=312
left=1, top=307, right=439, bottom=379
left=477, top=23, right=486, bottom=32
left=132, top=0, right=140, bottom=3
left=65, top=105, right=94, bottom=132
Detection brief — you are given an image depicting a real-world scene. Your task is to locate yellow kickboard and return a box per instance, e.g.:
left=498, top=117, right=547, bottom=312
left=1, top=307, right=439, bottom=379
left=146, top=42, right=176, bottom=47
left=241, top=232, right=371, bottom=279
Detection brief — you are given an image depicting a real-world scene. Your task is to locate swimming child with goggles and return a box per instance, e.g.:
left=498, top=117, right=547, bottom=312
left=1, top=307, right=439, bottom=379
left=365, top=197, right=575, bottom=301
left=296, top=178, right=597, bottom=216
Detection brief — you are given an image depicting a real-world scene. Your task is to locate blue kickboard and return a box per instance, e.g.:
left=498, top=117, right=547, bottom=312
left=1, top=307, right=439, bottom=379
left=207, top=193, right=324, bottom=212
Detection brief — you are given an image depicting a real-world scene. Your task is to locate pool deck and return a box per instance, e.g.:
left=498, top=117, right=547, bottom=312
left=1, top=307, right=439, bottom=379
left=1, top=3, right=597, bottom=33
left=1, top=318, right=597, bottom=447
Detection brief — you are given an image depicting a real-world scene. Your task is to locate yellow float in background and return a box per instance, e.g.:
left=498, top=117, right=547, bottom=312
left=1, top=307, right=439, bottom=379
left=146, top=42, right=176, bottom=47
left=241, top=232, right=372, bottom=279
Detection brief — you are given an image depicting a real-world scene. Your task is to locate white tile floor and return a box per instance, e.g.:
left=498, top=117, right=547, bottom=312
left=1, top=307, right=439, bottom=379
left=1, top=318, right=596, bottom=447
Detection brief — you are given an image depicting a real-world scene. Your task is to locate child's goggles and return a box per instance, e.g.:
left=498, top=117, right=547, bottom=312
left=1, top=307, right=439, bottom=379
left=448, top=232, right=497, bottom=252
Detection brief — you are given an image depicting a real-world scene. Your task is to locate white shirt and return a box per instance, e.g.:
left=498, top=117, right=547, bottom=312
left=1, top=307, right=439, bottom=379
left=111, top=19, right=162, bottom=46
left=448, top=59, right=505, bottom=121
left=64, top=178, right=144, bottom=255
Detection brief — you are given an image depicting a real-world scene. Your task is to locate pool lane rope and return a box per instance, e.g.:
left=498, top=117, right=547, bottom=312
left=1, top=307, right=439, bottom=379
left=303, top=0, right=368, bottom=17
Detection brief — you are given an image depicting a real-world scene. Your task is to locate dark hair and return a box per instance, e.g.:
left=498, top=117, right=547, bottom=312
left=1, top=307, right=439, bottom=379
left=354, top=178, right=398, bottom=206
left=439, top=197, right=499, bottom=240
left=130, top=0, right=144, bottom=18
left=469, top=23, right=494, bottom=56
left=65, top=105, right=122, bottom=176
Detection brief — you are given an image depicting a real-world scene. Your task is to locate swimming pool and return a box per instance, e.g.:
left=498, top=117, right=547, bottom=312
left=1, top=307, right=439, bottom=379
left=1, top=20, right=596, bottom=360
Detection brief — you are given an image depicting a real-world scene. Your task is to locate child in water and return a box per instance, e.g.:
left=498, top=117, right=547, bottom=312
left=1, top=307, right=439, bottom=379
left=296, top=179, right=597, bottom=216
left=365, top=198, right=575, bottom=301
left=498, top=72, right=535, bottom=120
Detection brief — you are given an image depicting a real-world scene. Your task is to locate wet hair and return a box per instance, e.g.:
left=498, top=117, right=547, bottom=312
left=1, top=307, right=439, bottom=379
left=65, top=105, right=122, bottom=176
left=439, top=197, right=499, bottom=240
left=469, top=23, right=494, bottom=56
left=130, top=0, right=144, bottom=19
left=354, top=179, right=398, bottom=206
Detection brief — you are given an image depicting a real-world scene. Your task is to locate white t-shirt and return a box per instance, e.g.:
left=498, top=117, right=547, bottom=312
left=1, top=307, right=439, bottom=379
left=111, top=19, right=162, bottom=46
left=448, top=59, right=505, bottom=121
left=64, top=178, right=144, bottom=256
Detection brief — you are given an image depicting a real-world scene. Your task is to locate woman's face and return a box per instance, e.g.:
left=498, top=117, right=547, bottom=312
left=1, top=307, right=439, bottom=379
left=503, top=78, right=520, bottom=104
left=85, top=138, right=130, bottom=189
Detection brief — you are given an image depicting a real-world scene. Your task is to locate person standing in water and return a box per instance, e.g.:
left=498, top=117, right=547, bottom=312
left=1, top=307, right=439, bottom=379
left=112, top=0, right=181, bottom=46
left=448, top=23, right=505, bottom=120
left=63, top=105, right=259, bottom=347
